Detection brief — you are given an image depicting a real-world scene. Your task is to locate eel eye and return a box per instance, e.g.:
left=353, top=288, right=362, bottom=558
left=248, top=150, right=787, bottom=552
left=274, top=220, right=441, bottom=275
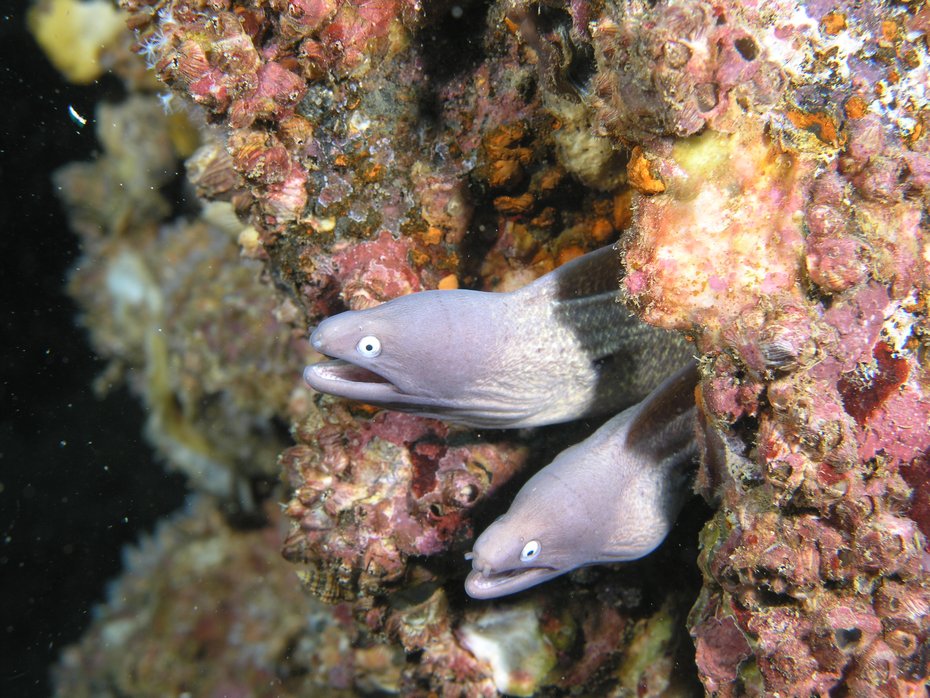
left=520, top=540, right=541, bottom=562
left=356, top=335, right=382, bottom=358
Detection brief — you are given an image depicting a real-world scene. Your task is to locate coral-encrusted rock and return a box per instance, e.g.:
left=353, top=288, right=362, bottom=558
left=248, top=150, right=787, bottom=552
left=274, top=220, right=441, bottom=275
left=687, top=109, right=930, bottom=698
left=48, top=0, right=930, bottom=693
left=54, top=499, right=405, bottom=696
left=590, top=0, right=782, bottom=142
left=60, top=97, right=310, bottom=499
left=691, top=241, right=930, bottom=694
left=605, top=2, right=930, bottom=690
left=623, top=123, right=813, bottom=348
left=281, top=407, right=528, bottom=600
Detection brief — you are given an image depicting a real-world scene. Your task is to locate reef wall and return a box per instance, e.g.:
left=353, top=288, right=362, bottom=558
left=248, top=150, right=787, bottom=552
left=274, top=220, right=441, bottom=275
left=37, top=0, right=929, bottom=694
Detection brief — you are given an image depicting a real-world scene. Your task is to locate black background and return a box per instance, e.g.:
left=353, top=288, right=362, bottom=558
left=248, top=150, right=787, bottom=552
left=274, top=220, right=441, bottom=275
left=1, top=3, right=187, bottom=695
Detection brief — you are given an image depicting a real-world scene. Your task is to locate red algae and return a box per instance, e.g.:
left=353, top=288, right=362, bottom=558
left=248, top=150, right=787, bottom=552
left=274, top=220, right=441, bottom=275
left=838, top=341, right=910, bottom=426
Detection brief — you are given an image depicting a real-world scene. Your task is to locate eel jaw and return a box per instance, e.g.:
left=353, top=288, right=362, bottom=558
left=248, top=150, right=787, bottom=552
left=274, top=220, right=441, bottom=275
left=303, top=360, right=412, bottom=404
left=464, top=563, right=563, bottom=599
left=304, top=358, right=532, bottom=428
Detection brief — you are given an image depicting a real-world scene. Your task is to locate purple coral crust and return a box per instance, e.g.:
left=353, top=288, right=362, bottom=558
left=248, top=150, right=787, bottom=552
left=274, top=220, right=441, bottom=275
left=680, top=11, right=930, bottom=697
left=687, top=162, right=930, bottom=694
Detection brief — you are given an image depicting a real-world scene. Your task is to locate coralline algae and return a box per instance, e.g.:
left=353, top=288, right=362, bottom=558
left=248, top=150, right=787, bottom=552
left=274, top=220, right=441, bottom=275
left=43, top=0, right=930, bottom=694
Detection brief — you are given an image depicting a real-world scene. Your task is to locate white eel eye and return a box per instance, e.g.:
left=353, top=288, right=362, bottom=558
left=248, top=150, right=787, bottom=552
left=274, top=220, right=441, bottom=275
left=356, top=335, right=382, bottom=358
left=520, top=540, right=541, bottom=563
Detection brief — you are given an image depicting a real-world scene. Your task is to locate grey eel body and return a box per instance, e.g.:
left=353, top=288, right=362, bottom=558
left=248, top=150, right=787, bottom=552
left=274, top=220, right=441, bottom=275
left=304, top=244, right=692, bottom=429
left=465, top=361, right=699, bottom=598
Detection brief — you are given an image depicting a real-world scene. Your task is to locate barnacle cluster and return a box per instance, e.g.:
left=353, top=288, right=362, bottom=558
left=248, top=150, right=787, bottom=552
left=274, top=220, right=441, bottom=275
left=38, top=0, right=930, bottom=693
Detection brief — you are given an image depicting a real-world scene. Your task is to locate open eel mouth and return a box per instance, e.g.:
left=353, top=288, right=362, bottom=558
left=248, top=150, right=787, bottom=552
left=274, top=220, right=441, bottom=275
left=305, top=359, right=389, bottom=386
left=303, top=359, right=409, bottom=403
left=463, top=563, right=562, bottom=599
left=303, top=352, right=532, bottom=428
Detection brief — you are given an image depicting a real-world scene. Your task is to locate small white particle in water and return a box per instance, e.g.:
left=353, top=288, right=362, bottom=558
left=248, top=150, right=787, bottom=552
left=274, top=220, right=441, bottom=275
left=68, top=105, right=87, bottom=128
left=451, top=5, right=463, bottom=18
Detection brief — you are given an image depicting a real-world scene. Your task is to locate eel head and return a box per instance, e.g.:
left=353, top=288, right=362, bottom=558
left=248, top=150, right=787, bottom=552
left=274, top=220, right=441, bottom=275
left=303, top=290, right=508, bottom=422
left=464, top=467, right=595, bottom=598
left=465, top=512, right=568, bottom=598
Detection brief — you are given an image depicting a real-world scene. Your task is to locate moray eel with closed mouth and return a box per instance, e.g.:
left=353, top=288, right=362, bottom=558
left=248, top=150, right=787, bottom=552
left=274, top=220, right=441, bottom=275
left=304, top=244, right=693, bottom=429
left=464, top=361, right=698, bottom=598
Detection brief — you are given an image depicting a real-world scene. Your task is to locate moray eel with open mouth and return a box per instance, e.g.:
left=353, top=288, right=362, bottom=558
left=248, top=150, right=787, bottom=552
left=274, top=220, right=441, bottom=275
left=464, top=362, right=698, bottom=598
left=304, top=244, right=693, bottom=429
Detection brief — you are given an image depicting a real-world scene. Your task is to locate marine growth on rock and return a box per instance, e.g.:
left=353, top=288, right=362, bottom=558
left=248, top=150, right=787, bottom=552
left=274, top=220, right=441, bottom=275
left=38, top=0, right=930, bottom=694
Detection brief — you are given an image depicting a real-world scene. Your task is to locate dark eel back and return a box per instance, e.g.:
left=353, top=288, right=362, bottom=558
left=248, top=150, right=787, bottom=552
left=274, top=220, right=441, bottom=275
left=551, top=245, right=695, bottom=416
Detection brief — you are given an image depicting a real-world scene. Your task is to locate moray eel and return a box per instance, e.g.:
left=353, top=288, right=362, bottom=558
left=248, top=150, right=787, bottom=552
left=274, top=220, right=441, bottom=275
left=464, top=361, right=698, bottom=598
left=304, top=245, right=692, bottom=429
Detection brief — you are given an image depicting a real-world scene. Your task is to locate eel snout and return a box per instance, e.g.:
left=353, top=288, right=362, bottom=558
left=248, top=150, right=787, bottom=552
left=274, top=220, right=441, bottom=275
left=303, top=359, right=390, bottom=388
left=463, top=550, right=560, bottom=599
left=304, top=323, right=402, bottom=398
left=303, top=356, right=407, bottom=405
